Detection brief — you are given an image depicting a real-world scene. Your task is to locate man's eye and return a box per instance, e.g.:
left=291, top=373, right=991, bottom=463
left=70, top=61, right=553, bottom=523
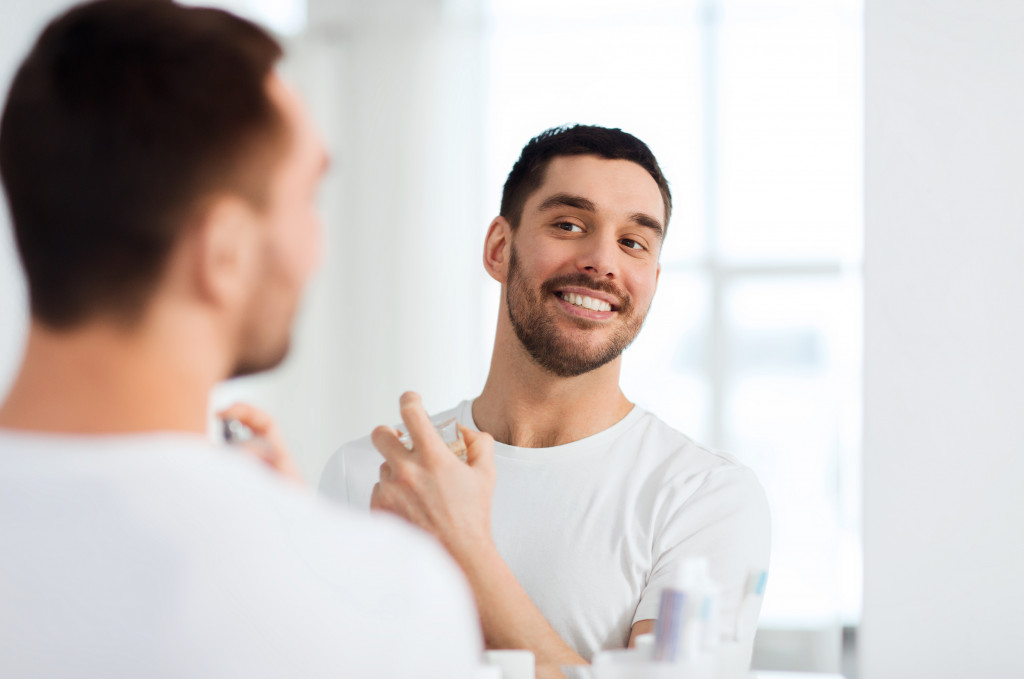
left=620, top=238, right=644, bottom=250
left=556, top=222, right=583, bottom=233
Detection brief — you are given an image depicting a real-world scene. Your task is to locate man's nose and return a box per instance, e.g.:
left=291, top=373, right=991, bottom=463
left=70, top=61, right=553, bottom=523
left=576, top=232, right=618, bottom=279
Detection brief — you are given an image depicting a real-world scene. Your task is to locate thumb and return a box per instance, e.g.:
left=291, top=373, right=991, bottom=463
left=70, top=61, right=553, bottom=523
left=462, top=426, right=495, bottom=475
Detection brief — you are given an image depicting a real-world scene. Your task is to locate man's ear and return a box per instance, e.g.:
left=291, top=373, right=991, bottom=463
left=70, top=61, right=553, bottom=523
left=483, top=216, right=512, bottom=284
left=190, top=195, right=259, bottom=309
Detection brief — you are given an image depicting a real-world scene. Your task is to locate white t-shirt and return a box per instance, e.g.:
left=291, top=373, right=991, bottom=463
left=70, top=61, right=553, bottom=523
left=0, top=430, right=482, bottom=679
left=320, top=400, right=771, bottom=661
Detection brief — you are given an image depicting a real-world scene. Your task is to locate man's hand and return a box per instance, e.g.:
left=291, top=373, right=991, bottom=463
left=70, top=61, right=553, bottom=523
left=370, top=392, right=496, bottom=561
left=370, top=392, right=585, bottom=668
left=217, top=403, right=305, bottom=486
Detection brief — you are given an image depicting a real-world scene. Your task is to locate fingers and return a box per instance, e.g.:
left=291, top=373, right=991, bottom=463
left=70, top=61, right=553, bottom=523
left=369, top=395, right=496, bottom=553
left=371, top=425, right=411, bottom=466
left=371, top=477, right=422, bottom=526
left=397, top=392, right=447, bottom=464
left=216, top=402, right=276, bottom=437
left=462, top=426, right=496, bottom=477
left=216, top=402, right=304, bottom=486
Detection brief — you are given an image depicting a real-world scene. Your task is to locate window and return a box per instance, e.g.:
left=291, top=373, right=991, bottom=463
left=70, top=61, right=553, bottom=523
left=484, top=0, right=864, bottom=627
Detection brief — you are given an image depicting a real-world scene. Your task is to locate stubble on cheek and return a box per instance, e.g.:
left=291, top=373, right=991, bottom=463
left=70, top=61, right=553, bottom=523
left=505, top=246, right=647, bottom=377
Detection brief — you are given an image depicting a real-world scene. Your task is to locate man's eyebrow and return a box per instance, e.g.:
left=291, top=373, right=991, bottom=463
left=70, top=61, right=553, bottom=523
left=537, top=192, right=665, bottom=240
left=630, top=212, right=665, bottom=240
left=537, top=193, right=596, bottom=213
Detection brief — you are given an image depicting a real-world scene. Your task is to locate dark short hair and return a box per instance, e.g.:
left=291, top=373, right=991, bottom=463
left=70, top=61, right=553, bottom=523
left=0, top=0, right=285, bottom=328
left=500, top=124, right=672, bottom=231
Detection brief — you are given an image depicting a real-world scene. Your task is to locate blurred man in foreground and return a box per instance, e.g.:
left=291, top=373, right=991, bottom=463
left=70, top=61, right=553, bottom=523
left=0, top=1, right=481, bottom=676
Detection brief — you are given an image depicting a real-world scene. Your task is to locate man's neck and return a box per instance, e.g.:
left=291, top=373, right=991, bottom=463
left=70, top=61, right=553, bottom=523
left=0, top=313, right=224, bottom=436
left=473, top=329, right=633, bottom=448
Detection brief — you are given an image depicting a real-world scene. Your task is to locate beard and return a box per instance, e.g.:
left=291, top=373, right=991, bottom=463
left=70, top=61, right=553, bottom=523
left=229, top=300, right=293, bottom=378
left=229, top=333, right=291, bottom=379
left=228, top=252, right=299, bottom=379
left=505, top=244, right=648, bottom=378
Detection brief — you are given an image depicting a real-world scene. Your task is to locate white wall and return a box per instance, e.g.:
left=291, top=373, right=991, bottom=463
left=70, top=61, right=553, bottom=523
left=862, top=1, right=1024, bottom=676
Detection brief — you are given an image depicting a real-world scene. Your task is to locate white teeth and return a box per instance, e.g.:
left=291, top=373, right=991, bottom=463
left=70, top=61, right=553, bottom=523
left=560, top=292, right=612, bottom=312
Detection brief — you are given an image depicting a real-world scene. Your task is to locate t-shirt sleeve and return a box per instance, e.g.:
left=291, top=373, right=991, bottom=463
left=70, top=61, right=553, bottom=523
left=285, top=503, right=483, bottom=678
left=359, top=518, right=485, bottom=678
left=317, top=446, right=349, bottom=504
left=634, top=462, right=771, bottom=642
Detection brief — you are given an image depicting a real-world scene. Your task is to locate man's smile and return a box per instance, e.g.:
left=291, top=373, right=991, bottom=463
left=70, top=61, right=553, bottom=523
left=552, top=286, right=620, bottom=320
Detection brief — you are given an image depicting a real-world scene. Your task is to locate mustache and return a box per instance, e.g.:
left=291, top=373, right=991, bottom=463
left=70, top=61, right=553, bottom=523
left=540, top=273, right=632, bottom=313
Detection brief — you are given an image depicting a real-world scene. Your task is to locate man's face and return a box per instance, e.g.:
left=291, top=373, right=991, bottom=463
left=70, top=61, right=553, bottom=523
left=231, top=75, right=328, bottom=377
left=504, top=154, right=664, bottom=377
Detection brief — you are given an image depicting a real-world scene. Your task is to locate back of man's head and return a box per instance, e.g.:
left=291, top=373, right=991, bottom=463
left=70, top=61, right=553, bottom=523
left=0, top=0, right=284, bottom=330
left=499, top=124, right=673, bottom=233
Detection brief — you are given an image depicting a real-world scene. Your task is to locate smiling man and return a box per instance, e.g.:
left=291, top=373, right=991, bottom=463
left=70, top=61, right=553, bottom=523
left=320, top=125, right=771, bottom=673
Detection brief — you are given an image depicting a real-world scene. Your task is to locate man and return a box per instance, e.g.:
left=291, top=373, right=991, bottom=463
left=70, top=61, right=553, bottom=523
left=0, top=1, right=481, bottom=677
left=320, top=125, right=771, bottom=672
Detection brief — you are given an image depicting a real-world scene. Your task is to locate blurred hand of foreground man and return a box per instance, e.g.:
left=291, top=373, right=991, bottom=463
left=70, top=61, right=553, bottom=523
left=218, top=403, right=305, bottom=486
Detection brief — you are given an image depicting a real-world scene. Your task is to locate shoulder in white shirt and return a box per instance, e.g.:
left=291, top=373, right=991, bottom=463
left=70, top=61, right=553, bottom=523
left=0, top=430, right=482, bottom=679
